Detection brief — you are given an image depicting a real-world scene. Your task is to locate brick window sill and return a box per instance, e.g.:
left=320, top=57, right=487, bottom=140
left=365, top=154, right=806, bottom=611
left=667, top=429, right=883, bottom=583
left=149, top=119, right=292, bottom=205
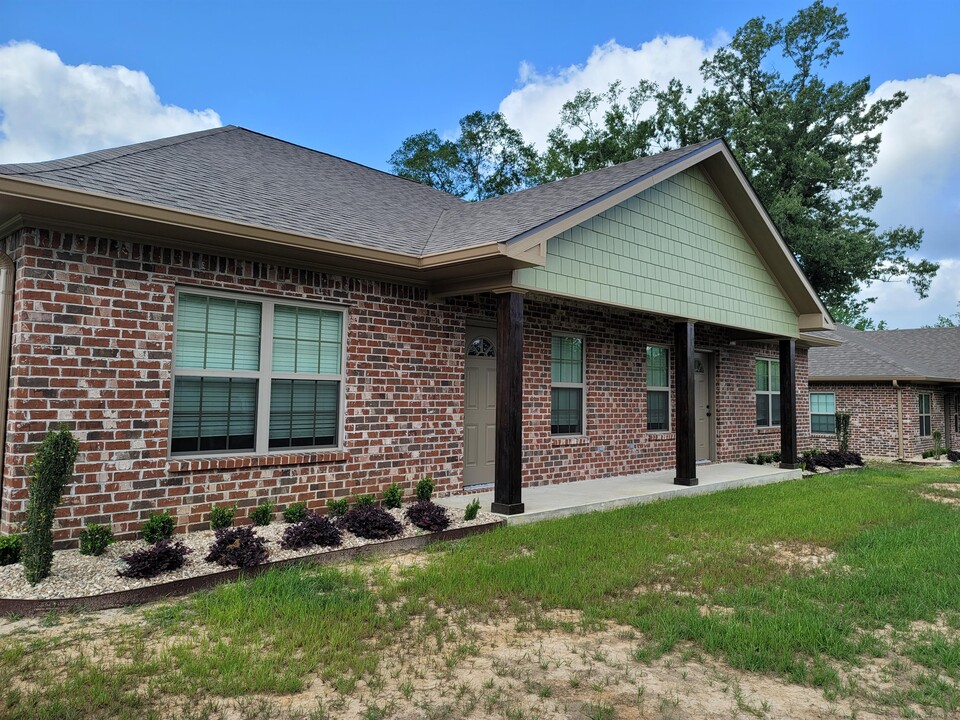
left=755, top=426, right=782, bottom=433
left=167, top=450, right=350, bottom=474
left=551, top=435, right=591, bottom=446
left=647, top=432, right=676, bottom=442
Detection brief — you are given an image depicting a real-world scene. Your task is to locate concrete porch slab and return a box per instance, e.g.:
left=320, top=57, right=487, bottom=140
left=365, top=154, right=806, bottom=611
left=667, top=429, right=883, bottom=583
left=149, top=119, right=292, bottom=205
left=437, top=462, right=803, bottom=525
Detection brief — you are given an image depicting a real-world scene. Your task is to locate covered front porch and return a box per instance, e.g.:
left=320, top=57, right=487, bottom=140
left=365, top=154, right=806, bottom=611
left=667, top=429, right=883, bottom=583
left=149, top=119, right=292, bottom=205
left=440, top=461, right=803, bottom=525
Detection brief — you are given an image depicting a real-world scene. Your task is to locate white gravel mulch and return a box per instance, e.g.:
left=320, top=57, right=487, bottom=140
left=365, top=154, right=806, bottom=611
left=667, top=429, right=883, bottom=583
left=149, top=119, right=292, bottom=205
left=0, top=507, right=500, bottom=601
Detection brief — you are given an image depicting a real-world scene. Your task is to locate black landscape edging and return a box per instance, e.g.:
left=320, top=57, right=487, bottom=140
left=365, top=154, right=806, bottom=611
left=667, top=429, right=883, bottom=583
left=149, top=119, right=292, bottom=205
left=0, top=519, right=504, bottom=616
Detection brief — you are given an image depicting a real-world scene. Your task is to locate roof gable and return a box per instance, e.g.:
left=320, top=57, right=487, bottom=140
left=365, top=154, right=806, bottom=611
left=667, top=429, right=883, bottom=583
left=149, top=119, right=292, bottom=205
left=514, top=166, right=799, bottom=337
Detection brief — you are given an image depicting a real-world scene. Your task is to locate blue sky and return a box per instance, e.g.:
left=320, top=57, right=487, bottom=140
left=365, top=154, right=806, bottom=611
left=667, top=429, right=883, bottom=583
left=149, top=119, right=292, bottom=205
left=3, top=0, right=959, bottom=327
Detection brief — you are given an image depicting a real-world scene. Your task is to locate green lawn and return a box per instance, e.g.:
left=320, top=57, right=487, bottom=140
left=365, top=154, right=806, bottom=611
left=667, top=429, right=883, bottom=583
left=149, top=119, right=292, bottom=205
left=2, top=463, right=959, bottom=718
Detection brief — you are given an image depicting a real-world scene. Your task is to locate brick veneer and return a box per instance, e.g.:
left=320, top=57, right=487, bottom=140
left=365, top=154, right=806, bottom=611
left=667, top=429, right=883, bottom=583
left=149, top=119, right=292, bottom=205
left=1, top=227, right=810, bottom=544
left=808, top=381, right=949, bottom=458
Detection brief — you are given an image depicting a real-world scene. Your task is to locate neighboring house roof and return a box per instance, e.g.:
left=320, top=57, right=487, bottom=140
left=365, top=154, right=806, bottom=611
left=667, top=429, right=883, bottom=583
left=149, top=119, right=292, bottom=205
left=0, top=125, right=832, bottom=331
left=809, top=324, right=960, bottom=382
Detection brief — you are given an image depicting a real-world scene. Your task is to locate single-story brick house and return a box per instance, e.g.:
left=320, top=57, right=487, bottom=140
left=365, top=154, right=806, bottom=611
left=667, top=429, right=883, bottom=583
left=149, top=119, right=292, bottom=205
left=0, top=127, right=834, bottom=542
left=808, top=324, right=960, bottom=458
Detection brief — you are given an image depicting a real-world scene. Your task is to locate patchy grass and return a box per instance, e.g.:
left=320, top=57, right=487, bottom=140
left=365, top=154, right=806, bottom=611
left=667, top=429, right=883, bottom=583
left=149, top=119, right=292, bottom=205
left=0, top=463, right=959, bottom=718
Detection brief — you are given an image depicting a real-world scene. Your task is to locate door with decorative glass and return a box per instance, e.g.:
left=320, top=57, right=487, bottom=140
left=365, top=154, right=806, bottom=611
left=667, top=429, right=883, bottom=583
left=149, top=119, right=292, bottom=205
left=464, top=327, right=497, bottom=486
left=694, top=352, right=715, bottom=462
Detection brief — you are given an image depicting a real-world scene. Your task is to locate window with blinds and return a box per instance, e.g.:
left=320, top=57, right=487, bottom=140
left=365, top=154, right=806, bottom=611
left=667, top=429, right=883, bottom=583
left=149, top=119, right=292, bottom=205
left=171, top=290, right=345, bottom=456
left=551, top=335, right=585, bottom=435
left=646, top=346, right=670, bottom=431
left=755, top=358, right=781, bottom=427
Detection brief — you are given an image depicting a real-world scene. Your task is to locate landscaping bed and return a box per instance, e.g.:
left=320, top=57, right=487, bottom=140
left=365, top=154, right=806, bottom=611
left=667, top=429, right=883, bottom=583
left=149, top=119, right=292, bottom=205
left=0, top=506, right=502, bottom=609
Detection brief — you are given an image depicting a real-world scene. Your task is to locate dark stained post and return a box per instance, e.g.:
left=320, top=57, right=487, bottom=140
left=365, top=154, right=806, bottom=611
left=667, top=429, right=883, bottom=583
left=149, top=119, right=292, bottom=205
left=779, top=338, right=800, bottom=469
left=492, top=291, right=525, bottom=515
left=674, top=321, right=697, bottom=486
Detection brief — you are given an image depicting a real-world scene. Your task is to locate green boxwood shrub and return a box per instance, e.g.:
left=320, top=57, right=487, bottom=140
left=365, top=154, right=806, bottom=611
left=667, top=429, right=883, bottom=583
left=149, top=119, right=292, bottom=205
left=208, top=505, right=236, bottom=530
left=416, top=475, right=434, bottom=502
left=22, top=425, right=80, bottom=584
left=283, top=501, right=309, bottom=524
left=354, top=494, right=376, bottom=510
left=141, top=512, right=176, bottom=543
left=327, top=498, right=349, bottom=517
left=78, top=523, right=114, bottom=556
left=383, top=483, right=403, bottom=509
left=249, top=501, right=275, bottom=526
left=464, top=498, right=481, bottom=522
left=0, top=534, right=22, bottom=566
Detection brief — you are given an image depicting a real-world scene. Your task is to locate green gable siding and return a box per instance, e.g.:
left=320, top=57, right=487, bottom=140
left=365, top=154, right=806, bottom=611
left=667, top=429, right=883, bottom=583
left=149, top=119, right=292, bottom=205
left=514, top=166, right=799, bottom=337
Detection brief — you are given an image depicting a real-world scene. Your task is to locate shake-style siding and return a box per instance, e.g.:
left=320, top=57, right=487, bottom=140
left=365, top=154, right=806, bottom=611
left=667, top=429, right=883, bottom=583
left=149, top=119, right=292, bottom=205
left=515, top=167, right=798, bottom=337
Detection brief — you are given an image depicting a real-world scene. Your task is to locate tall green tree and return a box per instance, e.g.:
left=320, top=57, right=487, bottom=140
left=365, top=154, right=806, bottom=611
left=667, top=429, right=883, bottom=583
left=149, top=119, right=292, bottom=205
left=539, top=80, right=659, bottom=181
left=683, top=0, right=936, bottom=321
left=389, top=111, right=538, bottom=201
left=388, top=2, right=936, bottom=323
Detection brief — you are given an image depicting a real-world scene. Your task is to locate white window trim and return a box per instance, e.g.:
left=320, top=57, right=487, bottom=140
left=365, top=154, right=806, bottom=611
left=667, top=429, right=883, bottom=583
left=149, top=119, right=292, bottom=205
left=919, top=392, right=932, bottom=438
left=646, top=344, right=671, bottom=433
left=170, top=286, right=348, bottom=458
left=755, top=358, right=781, bottom=428
left=810, top=391, right=836, bottom=435
left=551, top=333, right=587, bottom=436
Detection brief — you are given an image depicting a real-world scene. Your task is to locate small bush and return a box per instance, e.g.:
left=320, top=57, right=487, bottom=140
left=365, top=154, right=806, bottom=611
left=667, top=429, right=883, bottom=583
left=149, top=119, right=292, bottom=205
left=804, top=449, right=864, bottom=472
left=416, top=475, right=434, bottom=502
left=339, top=506, right=403, bottom=540
left=948, top=450, right=960, bottom=463
left=22, top=425, right=80, bottom=584
left=327, top=498, right=349, bottom=517
left=208, top=505, right=236, bottom=531
left=249, top=501, right=275, bottom=527
left=78, top=523, right=114, bottom=556
left=0, top=534, right=22, bottom=566
left=771, top=450, right=781, bottom=463
left=205, top=526, right=269, bottom=568
left=283, top=501, right=309, bottom=524
left=354, top=494, right=376, bottom=510
left=383, top=483, right=403, bottom=510
left=744, top=455, right=756, bottom=464
left=280, top=513, right=343, bottom=550
left=406, top=500, right=450, bottom=532
left=118, top=540, right=191, bottom=579
left=141, top=511, right=175, bottom=544
left=464, top=498, right=481, bottom=522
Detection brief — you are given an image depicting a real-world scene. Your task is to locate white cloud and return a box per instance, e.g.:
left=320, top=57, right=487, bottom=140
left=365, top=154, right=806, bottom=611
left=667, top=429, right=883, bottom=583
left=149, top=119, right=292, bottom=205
left=861, top=257, right=960, bottom=328
left=499, top=35, right=725, bottom=149
left=0, top=41, right=221, bottom=163
left=868, top=74, right=960, bottom=260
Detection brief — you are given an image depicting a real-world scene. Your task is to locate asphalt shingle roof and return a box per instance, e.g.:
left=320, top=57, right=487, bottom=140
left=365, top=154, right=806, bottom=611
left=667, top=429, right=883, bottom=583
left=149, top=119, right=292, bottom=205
left=809, top=324, right=960, bottom=381
left=0, top=126, right=719, bottom=257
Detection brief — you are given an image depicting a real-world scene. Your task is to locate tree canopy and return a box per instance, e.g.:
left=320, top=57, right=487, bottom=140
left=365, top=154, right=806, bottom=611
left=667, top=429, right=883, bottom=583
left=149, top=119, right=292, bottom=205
left=388, top=2, right=937, bottom=324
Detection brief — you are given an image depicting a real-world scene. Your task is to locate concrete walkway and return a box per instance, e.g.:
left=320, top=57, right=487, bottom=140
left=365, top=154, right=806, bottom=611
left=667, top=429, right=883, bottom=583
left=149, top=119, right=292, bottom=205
left=437, top=462, right=803, bottom=525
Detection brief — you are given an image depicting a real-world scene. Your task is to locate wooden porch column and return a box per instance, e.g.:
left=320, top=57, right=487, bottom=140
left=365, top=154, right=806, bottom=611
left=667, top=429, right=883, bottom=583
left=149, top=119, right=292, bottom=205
left=492, top=291, right=525, bottom=515
left=779, top=338, right=801, bottom=469
left=674, top=321, right=697, bottom=486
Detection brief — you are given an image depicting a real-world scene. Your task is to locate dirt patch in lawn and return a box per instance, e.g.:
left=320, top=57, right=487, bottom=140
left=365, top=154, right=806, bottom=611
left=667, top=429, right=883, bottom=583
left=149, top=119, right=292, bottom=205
left=763, top=542, right=836, bottom=572
left=920, top=483, right=960, bottom=506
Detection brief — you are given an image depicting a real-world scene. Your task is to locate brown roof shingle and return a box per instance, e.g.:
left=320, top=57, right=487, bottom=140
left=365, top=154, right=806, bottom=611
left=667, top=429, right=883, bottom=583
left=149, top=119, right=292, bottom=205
left=0, top=126, right=720, bottom=258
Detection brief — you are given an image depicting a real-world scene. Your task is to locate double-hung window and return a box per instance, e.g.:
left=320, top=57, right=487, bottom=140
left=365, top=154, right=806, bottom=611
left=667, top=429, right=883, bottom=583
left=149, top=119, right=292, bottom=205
left=646, top=346, right=670, bottom=431
left=755, top=358, right=781, bottom=427
left=171, top=290, right=344, bottom=456
left=551, top=335, right=585, bottom=435
left=919, top=393, right=932, bottom=437
left=810, top=392, right=836, bottom=434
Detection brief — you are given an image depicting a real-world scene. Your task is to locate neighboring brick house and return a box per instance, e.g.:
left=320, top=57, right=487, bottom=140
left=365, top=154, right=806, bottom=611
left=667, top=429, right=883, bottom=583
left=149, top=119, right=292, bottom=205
left=0, top=127, right=834, bottom=543
left=808, top=324, right=960, bottom=458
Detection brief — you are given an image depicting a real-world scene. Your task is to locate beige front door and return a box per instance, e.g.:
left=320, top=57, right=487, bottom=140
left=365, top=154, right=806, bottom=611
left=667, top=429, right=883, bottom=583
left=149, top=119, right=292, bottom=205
left=694, top=352, right=715, bottom=462
left=464, top=327, right=497, bottom=486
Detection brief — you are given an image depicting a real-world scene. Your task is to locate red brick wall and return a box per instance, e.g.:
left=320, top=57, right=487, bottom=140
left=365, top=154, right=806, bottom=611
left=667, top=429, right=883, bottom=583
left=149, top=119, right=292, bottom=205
left=808, top=381, right=949, bottom=458
left=1, top=227, right=811, bottom=544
